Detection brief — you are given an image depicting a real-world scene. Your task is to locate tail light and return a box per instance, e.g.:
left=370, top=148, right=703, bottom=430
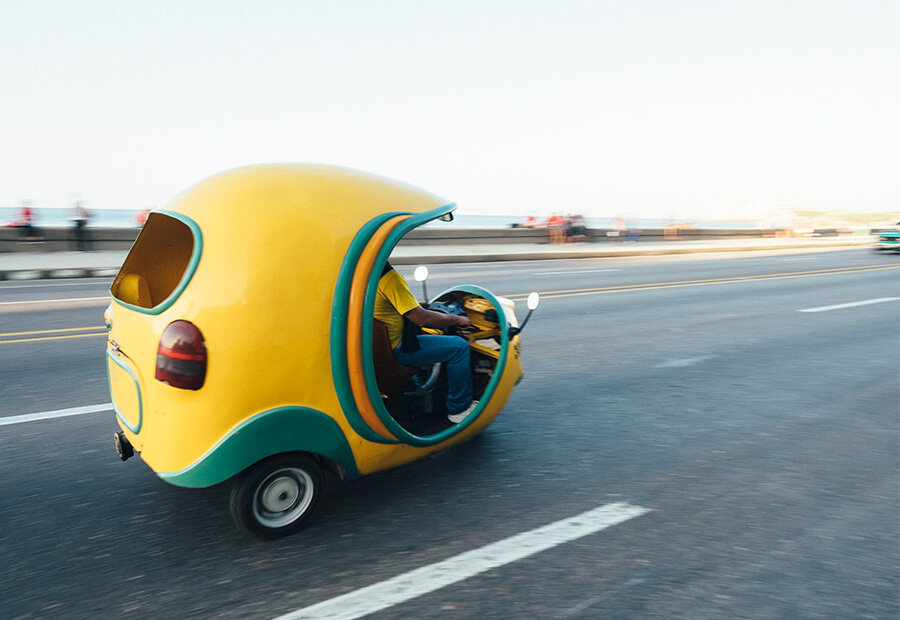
left=156, top=320, right=206, bottom=390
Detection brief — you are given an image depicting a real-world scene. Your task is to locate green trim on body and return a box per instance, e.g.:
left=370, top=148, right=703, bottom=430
left=158, top=406, right=361, bottom=487
left=106, top=349, right=143, bottom=433
left=330, top=203, right=458, bottom=445
left=330, top=202, right=512, bottom=449
left=111, top=210, right=204, bottom=316
left=330, top=212, right=407, bottom=444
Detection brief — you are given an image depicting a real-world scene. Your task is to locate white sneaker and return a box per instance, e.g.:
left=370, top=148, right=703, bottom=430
left=448, top=401, right=479, bottom=424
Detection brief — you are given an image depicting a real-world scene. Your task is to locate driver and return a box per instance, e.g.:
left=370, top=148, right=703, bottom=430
left=374, top=263, right=478, bottom=423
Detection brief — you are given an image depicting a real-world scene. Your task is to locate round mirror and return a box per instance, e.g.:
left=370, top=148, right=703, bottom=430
left=414, top=266, right=429, bottom=282
left=526, top=291, right=540, bottom=311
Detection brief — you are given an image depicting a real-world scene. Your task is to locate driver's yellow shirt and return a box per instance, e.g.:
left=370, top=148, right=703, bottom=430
left=374, top=269, right=420, bottom=348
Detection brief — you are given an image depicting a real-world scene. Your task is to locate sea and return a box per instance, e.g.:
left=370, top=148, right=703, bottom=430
left=0, top=207, right=755, bottom=230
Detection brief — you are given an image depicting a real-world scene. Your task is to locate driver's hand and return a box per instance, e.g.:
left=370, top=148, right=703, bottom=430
left=456, top=315, right=472, bottom=329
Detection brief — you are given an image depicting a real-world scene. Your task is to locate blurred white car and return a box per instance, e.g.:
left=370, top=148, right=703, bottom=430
left=873, top=222, right=900, bottom=252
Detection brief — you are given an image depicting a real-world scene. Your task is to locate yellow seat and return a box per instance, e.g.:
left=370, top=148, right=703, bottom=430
left=117, top=273, right=153, bottom=308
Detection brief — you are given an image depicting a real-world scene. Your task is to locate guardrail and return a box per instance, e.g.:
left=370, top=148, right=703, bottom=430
left=0, top=225, right=847, bottom=253
left=0, top=227, right=139, bottom=253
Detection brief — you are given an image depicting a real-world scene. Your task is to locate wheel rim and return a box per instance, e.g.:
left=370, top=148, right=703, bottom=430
left=253, top=467, right=315, bottom=528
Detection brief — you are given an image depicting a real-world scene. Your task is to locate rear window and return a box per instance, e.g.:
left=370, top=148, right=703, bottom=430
left=111, top=212, right=198, bottom=311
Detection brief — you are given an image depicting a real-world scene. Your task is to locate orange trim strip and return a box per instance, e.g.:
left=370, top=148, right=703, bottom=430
left=346, top=214, right=411, bottom=441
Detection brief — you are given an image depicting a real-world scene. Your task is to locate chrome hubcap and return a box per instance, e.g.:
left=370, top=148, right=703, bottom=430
left=253, top=467, right=314, bottom=528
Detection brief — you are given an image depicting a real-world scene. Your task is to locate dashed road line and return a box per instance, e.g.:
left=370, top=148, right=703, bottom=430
left=275, top=502, right=650, bottom=620
left=797, top=297, right=900, bottom=313
left=0, top=403, right=112, bottom=426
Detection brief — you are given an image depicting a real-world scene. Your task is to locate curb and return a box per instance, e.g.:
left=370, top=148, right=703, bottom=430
left=0, top=237, right=875, bottom=279
left=0, top=267, right=121, bottom=282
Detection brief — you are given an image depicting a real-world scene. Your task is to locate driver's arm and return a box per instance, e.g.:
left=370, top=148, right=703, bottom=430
left=405, top=305, right=471, bottom=330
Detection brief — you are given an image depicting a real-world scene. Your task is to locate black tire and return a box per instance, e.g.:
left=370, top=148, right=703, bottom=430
left=229, top=453, right=323, bottom=540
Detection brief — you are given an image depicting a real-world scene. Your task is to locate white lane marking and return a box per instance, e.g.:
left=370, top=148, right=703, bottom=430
left=0, top=403, right=113, bottom=426
left=276, top=502, right=650, bottom=620
left=0, top=296, right=109, bottom=306
left=535, top=269, right=621, bottom=275
left=653, top=355, right=716, bottom=368
left=797, top=297, right=900, bottom=313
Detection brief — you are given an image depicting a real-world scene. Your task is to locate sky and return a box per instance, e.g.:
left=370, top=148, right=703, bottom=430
left=1, top=0, right=898, bottom=221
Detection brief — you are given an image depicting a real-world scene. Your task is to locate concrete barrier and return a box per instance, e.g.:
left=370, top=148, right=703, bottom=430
left=0, top=225, right=849, bottom=253
left=398, top=226, right=840, bottom=244
left=0, top=226, right=139, bottom=253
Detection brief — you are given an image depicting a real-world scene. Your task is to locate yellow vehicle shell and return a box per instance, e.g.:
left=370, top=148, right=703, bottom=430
left=106, top=164, right=524, bottom=488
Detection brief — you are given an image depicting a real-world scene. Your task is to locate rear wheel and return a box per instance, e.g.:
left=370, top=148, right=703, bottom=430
left=229, top=453, right=323, bottom=539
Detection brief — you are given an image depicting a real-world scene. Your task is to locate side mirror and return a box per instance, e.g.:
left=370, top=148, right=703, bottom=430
left=414, top=266, right=429, bottom=304
left=509, top=292, right=540, bottom=338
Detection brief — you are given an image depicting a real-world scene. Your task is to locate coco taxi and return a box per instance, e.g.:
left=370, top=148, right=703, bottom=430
left=106, top=164, right=538, bottom=539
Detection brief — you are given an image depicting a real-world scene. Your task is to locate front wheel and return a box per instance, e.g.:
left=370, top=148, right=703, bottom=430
left=229, top=453, right=323, bottom=540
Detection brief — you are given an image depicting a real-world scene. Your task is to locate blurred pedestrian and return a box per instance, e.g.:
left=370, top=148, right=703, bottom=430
left=71, top=201, right=92, bottom=251
left=11, top=200, right=40, bottom=241
left=626, top=219, right=642, bottom=242
left=567, top=214, right=588, bottom=243
left=609, top=217, right=626, bottom=242
left=664, top=218, right=679, bottom=240
left=548, top=215, right=566, bottom=244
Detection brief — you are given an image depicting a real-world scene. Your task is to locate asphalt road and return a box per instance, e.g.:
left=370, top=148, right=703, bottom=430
left=0, top=248, right=898, bottom=619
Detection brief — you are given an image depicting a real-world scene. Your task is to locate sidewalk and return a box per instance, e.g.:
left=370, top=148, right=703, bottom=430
left=0, top=236, right=874, bottom=281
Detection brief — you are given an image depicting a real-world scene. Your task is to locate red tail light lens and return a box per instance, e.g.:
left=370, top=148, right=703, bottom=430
left=156, top=320, right=206, bottom=390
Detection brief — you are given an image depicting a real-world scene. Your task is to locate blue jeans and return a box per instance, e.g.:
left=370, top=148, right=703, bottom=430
left=394, top=335, right=472, bottom=415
